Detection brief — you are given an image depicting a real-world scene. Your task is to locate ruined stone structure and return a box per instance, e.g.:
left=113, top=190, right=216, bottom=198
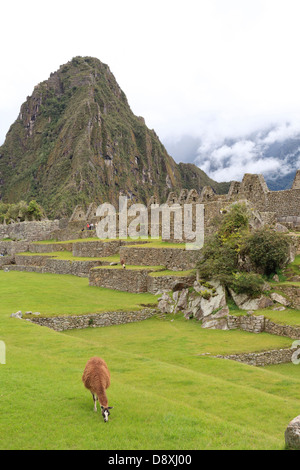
left=67, top=170, right=300, bottom=241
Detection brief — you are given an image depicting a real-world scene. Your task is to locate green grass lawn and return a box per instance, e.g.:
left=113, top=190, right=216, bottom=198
left=258, top=308, right=300, bottom=326
left=93, top=265, right=165, bottom=271
left=148, top=269, right=196, bottom=277
left=1, top=271, right=300, bottom=449
left=32, top=237, right=186, bottom=249
left=16, top=251, right=111, bottom=262
left=0, top=271, right=158, bottom=317
left=133, top=240, right=187, bottom=249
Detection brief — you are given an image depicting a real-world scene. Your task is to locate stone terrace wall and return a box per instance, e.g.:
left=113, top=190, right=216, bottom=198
left=14, top=254, right=52, bottom=267
left=147, top=273, right=196, bottom=294
left=0, top=220, right=60, bottom=241
left=227, top=315, right=265, bottom=333
left=0, top=241, right=29, bottom=255
left=28, top=309, right=155, bottom=331
left=14, top=255, right=103, bottom=277
left=0, top=256, right=14, bottom=267
left=226, top=314, right=300, bottom=339
left=119, top=246, right=199, bottom=270
left=89, top=267, right=151, bottom=293
left=29, top=243, right=73, bottom=253
left=72, top=240, right=121, bottom=258
left=215, top=348, right=295, bottom=366
left=264, top=319, right=300, bottom=340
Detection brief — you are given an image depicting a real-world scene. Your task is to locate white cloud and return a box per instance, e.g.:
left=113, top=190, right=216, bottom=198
left=1, top=0, right=300, bottom=176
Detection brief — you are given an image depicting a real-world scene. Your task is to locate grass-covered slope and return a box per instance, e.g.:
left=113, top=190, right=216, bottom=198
left=1, top=270, right=300, bottom=449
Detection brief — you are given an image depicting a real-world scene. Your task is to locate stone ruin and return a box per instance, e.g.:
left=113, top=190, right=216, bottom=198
left=67, top=170, right=300, bottom=241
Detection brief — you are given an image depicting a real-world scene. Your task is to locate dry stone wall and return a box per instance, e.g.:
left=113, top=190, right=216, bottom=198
left=72, top=240, right=121, bottom=258
left=29, top=243, right=73, bottom=253
left=89, top=267, right=151, bottom=293
left=147, top=273, right=196, bottom=294
left=215, top=348, right=296, bottom=366
left=89, top=267, right=196, bottom=293
left=13, top=254, right=103, bottom=277
left=119, top=246, right=198, bottom=270
left=28, top=308, right=155, bottom=331
left=0, top=241, right=30, bottom=255
left=0, top=220, right=60, bottom=241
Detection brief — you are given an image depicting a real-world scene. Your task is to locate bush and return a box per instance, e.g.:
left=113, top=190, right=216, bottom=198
left=0, top=200, right=44, bottom=223
left=197, top=235, right=238, bottom=283
left=242, top=228, right=290, bottom=276
left=229, top=272, right=264, bottom=298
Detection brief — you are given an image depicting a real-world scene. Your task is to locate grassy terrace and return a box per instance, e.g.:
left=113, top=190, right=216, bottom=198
left=92, top=265, right=165, bottom=271
left=131, top=240, right=186, bottom=249
left=32, top=238, right=187, bottom=249
left=2, top=270, right=300, bottom=449
left=259, top=308, right=300, bottom=327
left=16, top=251, right=117, bottom=263
left=148, top=269, right=196, bottom=277
left=0, top=282, right=298, bottom=450
left=0, top=271, right=158, bottom=317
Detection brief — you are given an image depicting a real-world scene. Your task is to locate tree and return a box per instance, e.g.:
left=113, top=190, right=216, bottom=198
left=242, top=228, right=290, bottom=276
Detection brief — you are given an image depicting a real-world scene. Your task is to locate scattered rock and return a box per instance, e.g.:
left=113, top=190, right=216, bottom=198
left=25, top=311, right=33, bottom=315
left=176, top=288, right=189, bottom=311
left=201, top=306, right=230, bottom=330
left=10, top=311, right=22, bottom=319
left=229, top=289, right=273, bottom=310
left=272, top=306, right=286, bottom=311
left=285, top=415, right=300, bottom=450
left=157, top=293, right=172, bottom=314
left=262, top=282, right=271, bottom=291
left=272, top=274, right=280, bottom=282
left=201, top=317, right=229, bottom=330
left=270, top=292, right=290, bottom=306
left=275, top=223, right=289, bottom=233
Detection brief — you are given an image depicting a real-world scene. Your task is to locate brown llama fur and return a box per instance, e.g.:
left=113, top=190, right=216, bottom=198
left=82, top=357, right=111, bottom=410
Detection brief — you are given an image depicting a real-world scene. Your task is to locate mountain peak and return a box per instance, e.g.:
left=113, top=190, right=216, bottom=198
left=0, top=57, right=229, bottom=217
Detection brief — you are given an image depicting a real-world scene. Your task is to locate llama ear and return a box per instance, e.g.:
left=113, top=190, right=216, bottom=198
left=101, top=405, right=104, bottom=409
left=108, top=406, right=114, bottom=409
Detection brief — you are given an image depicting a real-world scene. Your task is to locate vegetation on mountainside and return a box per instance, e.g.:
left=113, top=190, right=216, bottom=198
left=197, top=202, right=291, bottom=296
left=0, top=56, right=230, bottom=218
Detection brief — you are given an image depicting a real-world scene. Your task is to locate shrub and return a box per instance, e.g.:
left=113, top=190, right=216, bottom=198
left=197, top=233, right=239, bottom=283
left=218, top=202, right=250, bottom=242
left=242, top=228, right=290, bottom=276
left=0, top=200, right=44, bottom=223
left=229, top=272, right=264, bottom=298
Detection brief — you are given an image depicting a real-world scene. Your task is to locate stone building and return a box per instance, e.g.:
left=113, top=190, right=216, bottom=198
left=67, top=170, right=300, bottom=238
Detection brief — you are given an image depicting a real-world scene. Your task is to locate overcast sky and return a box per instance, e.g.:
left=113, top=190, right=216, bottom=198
left=1, top=0, right=300, bottom=182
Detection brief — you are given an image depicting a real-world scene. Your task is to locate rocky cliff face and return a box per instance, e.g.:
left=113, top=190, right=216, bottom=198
left=0, top=56, right=229, bottom=217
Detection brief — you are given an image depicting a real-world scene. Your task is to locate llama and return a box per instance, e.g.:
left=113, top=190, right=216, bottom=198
left=82, top=357, right=113, bottom=422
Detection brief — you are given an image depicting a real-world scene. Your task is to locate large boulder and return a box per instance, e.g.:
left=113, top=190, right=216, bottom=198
left=186, top=280, right=226, bottom=320
left=285, top=415, right=300, bottom=449
left=229, top=289, right=273, bottom=310
left=157, top=293, right=173, bottom=314
left=201, top=306, right=230, bottom=330
left=270, top=292, right=290, bottom=307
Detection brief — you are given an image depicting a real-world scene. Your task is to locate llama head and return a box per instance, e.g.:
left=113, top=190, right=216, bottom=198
left=101, top=405, right=113, bottom=422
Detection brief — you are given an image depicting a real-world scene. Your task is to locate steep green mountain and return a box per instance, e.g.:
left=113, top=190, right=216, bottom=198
left=0, top=56, right=230, bottom=218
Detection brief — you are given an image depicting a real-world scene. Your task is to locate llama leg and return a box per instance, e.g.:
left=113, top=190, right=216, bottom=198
left=92, top=393, right=97, bottom=412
